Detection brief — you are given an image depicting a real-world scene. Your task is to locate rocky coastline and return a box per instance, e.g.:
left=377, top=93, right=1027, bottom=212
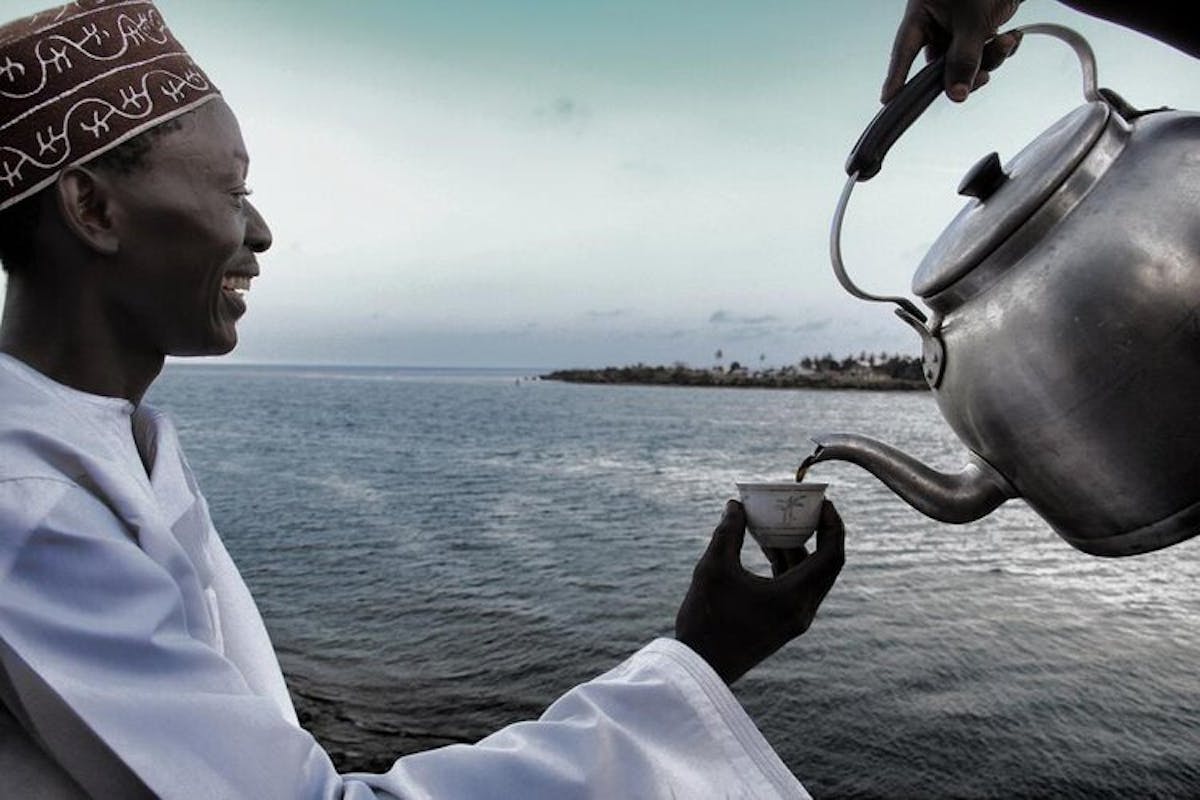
left=542, top=354, right=929, bottom=391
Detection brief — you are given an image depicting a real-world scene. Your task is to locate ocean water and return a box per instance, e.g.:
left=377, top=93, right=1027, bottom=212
left=147, top=363, right=1200, bottom=799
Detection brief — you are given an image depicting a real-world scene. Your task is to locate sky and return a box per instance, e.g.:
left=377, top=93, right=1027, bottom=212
left=4, top=0, right=1200, bottom=368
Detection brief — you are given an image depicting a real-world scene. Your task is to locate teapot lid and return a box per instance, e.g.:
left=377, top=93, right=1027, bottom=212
left=912, top=102, right=1111, bottom=299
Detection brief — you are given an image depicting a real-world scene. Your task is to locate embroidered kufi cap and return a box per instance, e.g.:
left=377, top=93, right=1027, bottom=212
left=0, top=0, right=219, bottom=211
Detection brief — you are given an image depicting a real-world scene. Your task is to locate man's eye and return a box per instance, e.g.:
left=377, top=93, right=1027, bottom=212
left=231, top=186, right=253, bottom=206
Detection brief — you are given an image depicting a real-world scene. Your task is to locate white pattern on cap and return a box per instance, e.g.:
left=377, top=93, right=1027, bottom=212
left=0, top=0, right=220, bottom=210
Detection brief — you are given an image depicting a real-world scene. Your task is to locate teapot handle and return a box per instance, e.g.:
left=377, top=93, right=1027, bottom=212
left=845, top=57, right=945, bottom=182
left=831, top=23, right=1101, bottom=330
left=844, top=24, right=1099, bottom=183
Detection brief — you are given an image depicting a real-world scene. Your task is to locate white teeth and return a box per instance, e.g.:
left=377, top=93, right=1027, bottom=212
left=222, top=275, right=252, bottom=294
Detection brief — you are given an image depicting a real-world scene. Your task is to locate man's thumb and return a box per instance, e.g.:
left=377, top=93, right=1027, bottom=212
left=707, top=500, right=746, bottom=564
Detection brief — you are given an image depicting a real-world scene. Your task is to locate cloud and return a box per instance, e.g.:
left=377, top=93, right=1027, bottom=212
left=708, top=310, right=778, bottom=326
left=585, top=309, right=629, bottom=319
left=535, top=96, right=589, bottom=129
left=792, top=318, right=832, bottom=333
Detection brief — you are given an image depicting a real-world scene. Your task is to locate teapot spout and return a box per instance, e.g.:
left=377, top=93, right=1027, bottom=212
left=800, top=433, right=1017, bottom=524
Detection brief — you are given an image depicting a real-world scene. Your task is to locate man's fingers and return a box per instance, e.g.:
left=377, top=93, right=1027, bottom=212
left=810, top=503, right=846, bottom=606
left=1002, top=29, right=1022, bottom=58
left=814, top=501, right=845, bottom=574
left=979, top=29, right=1020, bottom=72
left=763, top=547, right=787, bottom=577
left=705, top=499, right=746, bottom=566
left=882, top=22, right=928, bottom=103
left=943, top=29, right=987, bottom=102
left=781, top=501, right=845, bottom=594
left=763, top=545, right=808, bottom=578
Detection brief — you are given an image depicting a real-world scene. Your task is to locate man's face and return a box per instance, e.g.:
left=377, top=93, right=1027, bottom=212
left=100, top=98, right=272, bottom=357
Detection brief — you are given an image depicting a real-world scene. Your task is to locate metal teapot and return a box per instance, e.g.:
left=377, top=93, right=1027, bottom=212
left=801, top=24, right=1200, bottom=557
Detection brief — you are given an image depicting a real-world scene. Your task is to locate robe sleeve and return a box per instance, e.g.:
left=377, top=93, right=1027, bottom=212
left=0, top=480, right=809, bottom=800
left=359, top=638, right=811, bottom=799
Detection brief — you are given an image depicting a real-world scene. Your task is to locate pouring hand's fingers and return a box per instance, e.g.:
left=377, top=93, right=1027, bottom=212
left=980, top=29, right=1021, bottom=71
left=882, top=20, right=929, bottom=102
left=971, top=30, right=1021, bottom=91
left=942, top=25, right=989, bottom=102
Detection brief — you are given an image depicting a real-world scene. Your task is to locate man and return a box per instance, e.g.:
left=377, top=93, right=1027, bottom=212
left=0, top=2, right=845, bottom=797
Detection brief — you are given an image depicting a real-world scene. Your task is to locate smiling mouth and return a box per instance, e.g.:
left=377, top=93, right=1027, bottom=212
left=222, top=274, right=252, bottom=295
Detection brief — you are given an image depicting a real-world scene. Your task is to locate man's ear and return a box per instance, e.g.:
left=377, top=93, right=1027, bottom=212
left=54, top=166, right=119, bottom=256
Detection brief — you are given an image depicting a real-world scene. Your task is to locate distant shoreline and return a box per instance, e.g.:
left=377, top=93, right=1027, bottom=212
left=541, top=362, right=929, bottom=391
left=160, top=358, right=930, bottom=390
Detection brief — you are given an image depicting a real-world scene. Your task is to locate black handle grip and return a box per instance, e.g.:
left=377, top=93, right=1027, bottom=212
left=845, top=56, right=945, bottom=181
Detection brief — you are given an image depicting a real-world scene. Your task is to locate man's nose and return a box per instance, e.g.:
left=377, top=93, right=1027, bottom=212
left=244, top=199, right=273, bottom=253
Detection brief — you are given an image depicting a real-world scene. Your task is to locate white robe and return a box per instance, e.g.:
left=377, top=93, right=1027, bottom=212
left=0, top=354, right=810, bottom=799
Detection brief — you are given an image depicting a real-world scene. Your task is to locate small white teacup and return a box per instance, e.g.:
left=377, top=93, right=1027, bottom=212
left=734, top=481, right=828, bottom=549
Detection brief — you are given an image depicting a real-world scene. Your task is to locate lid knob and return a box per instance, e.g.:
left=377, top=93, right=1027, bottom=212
left=957, top=151, right=1009, bottom=201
